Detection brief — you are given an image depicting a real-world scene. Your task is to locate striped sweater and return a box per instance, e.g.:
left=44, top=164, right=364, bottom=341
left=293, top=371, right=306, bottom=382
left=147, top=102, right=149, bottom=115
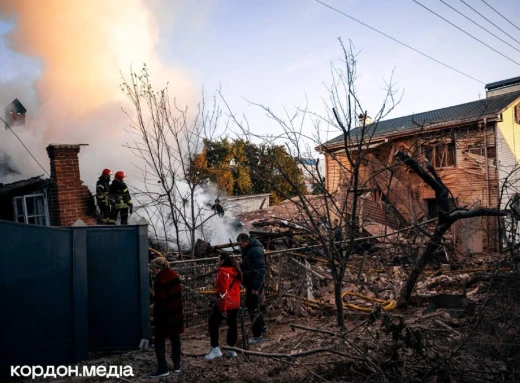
left=153, top=268, right=184, bottom=337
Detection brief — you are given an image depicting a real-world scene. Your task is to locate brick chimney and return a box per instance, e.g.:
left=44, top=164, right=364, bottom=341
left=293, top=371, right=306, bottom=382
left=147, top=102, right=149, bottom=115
left=46, top=144, right=96, bottom=226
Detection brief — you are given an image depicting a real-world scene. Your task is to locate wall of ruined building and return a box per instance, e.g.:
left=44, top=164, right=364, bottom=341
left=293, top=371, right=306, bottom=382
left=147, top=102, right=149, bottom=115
left=324, top=124, right=500, bottom=251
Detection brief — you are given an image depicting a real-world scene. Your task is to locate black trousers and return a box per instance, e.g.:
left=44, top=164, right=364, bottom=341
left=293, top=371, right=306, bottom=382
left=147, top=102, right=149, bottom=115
left=208, top=306, right=239, bottom=348
left=155, top=334, right=181, bottom=372
left=109, top=208, right=129, bottom=225
left=98, top=205, right=110, bottom=224
left=246, top=289, right=265, bottom=337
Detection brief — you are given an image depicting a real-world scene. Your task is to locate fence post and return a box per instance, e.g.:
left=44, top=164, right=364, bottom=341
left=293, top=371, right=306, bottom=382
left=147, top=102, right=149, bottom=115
left=137, top=218, right=152, bottom=342
left=71, top=221, right=89, bottom=362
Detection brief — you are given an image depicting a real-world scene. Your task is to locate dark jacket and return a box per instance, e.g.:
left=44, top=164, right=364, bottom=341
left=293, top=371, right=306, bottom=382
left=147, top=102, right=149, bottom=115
left=212, top=203, right=224, bottom=217
left=109, top=179, right=133, bottom=209
left=96, top=176, right=110, bottom=206
left=240, top=238, right=265, bottom=291
left=154, top=268, right=184, bottom=337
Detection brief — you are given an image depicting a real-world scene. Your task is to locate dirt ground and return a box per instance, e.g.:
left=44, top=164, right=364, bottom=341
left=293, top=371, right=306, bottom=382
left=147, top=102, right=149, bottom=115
left=61, top=313, right=365, bottom=383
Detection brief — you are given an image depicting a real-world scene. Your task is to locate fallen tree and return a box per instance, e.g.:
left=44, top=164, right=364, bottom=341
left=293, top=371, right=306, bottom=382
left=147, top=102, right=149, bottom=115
left=394, top=150, right=508, bottom=306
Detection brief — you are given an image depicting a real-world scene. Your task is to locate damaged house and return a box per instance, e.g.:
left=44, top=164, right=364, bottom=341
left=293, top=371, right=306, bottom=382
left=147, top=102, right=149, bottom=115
left=0, top=143, right=97, bottom=226
left=320, top=76, right=520, bottom=254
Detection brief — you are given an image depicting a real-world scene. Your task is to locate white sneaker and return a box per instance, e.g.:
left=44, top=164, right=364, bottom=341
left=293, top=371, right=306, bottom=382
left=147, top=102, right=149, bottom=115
left=225, top=350, right=238, bottom=358
left=205, top=347, right=223, bottom=360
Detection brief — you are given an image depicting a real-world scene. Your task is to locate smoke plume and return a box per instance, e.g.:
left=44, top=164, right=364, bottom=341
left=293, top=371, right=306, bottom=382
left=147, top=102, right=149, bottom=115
left=0, top=0, right=194, bottom=185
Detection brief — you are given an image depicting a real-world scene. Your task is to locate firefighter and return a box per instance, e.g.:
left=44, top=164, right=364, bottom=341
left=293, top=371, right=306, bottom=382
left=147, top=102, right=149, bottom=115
left=108, top=171, right=133, bottom=225
left=96, top=168, right=112, bottom=224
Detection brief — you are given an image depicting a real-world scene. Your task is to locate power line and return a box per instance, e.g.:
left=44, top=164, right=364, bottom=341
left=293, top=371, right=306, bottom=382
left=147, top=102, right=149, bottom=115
left=439, top=0, right=520, bottom=54
left=0, top=116, right=51, bottom=178
left=413, top=0, right=520, bottom=67
left=313, top=0, right=485, bottom=84
left=480, top=0, right=520, bottom=33
left=460, top=0, right=520, bottom=47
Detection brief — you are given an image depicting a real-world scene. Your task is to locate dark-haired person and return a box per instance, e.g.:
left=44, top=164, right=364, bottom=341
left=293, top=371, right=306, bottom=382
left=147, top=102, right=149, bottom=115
left=205, top=253, right=243, bottom=360
left=237, top=233, right=266, bottom=344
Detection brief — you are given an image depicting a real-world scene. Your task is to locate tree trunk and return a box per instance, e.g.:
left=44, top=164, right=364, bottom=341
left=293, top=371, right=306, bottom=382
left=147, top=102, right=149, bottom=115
left=334, top=281, right=344, bottom=328
left=397, top=231, right=444, bottom=306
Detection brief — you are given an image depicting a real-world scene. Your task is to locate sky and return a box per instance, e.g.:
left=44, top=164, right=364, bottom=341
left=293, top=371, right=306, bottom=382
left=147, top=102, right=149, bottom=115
left=1, top=0, right=520, bottom=185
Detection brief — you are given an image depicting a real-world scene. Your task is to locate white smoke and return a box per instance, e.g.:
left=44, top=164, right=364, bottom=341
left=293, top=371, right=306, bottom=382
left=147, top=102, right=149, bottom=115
left=0, top=0, right=243, bottom=248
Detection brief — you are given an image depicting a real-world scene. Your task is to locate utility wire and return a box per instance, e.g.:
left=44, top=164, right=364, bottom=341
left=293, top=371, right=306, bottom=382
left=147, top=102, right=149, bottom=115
left=0, top=116, right=51, bottom=178
left=413, top=0, right=520, bottom=67
left=480, top=0, right=520, bottom=33
left=314, top=0, right=485, bottom=84
left=439, top=0, right=520, bottom=54
left=460, top=0, right=520, bottom=47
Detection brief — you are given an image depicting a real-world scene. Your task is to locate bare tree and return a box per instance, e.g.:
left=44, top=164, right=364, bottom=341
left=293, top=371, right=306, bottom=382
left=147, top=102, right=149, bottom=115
left=121, top=65, right=224, bottom=257
left=222, top=40, right=401, bottom=327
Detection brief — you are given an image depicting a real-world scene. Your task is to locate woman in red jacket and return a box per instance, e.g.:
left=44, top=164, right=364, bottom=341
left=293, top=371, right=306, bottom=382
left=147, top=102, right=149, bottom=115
left=149, top=257, right=184, bottom=378
left=205, top=253, right=243, bottom=360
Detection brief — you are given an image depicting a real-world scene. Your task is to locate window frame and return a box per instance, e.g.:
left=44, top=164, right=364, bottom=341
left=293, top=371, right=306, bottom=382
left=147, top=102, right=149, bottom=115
left=12, top=192, right=50, bottom=226
left=422, top=141, right=456, bottom=168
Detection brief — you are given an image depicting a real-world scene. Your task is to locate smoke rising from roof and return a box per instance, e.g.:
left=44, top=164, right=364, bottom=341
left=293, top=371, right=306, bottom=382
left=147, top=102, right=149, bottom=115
left=0, top=0, right=194, bottom=187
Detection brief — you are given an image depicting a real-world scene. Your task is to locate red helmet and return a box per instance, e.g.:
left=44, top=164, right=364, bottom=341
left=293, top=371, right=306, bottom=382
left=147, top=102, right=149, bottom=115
left=102, top=168, right=112, bottom=177
left=114, top=171, right=126, bottom=180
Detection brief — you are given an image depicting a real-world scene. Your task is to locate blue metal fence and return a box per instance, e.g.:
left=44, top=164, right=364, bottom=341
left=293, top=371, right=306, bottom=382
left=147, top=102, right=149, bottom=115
left=0, top=220, right=150, bottom=379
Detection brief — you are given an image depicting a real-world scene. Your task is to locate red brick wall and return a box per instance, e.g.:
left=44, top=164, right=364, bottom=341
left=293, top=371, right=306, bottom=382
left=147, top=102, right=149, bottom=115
left=46, top=144, right=97, bottom=226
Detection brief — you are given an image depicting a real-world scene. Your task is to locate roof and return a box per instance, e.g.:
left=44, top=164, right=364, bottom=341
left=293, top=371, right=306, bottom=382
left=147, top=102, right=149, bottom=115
left=486, top=76, right=520, bottom=91
left=324, top=90, right=520, bottom=146
left=5, top=98, right=27, bottom=114
left=236, top=192, right=402, bottom=230
left=0, top=176, right=49, bottom=196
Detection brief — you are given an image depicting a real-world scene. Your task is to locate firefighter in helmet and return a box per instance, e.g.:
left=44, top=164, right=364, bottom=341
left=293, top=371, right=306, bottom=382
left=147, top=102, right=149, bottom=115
left=108, top=171, right=133, bottom=225
left=96, top=168, right=112, bottom=224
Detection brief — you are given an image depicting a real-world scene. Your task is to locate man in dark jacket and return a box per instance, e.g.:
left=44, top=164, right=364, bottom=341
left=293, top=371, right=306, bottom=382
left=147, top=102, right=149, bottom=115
left=237, top=233, right=266, bottom=344
left=95, top=168, right=112, bottom=224
left=108, top=171, right=133, bottom=225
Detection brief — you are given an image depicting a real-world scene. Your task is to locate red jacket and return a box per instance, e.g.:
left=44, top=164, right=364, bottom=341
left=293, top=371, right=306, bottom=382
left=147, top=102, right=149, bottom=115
left=154, top=268, right=184, bottom=337
left=215, top=266, right=241, bottom=312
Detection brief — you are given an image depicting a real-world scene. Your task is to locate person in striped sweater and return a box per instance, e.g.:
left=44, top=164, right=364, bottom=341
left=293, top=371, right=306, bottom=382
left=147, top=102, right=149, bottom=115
left=149, top=257, right=184, bottom=378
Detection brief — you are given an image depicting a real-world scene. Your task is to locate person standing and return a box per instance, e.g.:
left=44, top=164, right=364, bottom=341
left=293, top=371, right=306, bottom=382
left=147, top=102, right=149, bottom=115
left=205, top=253, right=243, bottom=360
left=211, top=198, right=225, bottom=217
left=237, top=233, right=266, bottom=344
left=95, top=168, right=112, bottom=224
left=108, top=171, right=133, bottom=225
left=149, top=257, right=184, bottom=377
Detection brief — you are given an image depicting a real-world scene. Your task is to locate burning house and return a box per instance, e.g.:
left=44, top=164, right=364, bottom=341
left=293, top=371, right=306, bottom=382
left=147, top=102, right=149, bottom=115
left=0, top=144, right=97, bottom=227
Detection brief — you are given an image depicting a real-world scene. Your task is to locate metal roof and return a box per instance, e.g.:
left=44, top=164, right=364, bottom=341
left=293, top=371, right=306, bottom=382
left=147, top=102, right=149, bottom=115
left=4, top=98, right=27, bottom=114
left=0, top=176, right=49, bottom=196
left=324, top=90, right=520, bottom=146
left=486, top=76, right=520, bottom=91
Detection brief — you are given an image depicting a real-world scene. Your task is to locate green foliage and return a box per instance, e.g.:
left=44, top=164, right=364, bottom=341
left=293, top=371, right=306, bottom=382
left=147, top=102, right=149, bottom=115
left=192, top=138, right=306, bottom=203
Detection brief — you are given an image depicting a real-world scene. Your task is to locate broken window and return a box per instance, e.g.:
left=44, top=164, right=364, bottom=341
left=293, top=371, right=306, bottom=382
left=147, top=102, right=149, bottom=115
left=422, top=142, right=456, bottom=168
left=467, top=144, right=496, bottom=159
left=13, top=193, right=50, bottom=226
